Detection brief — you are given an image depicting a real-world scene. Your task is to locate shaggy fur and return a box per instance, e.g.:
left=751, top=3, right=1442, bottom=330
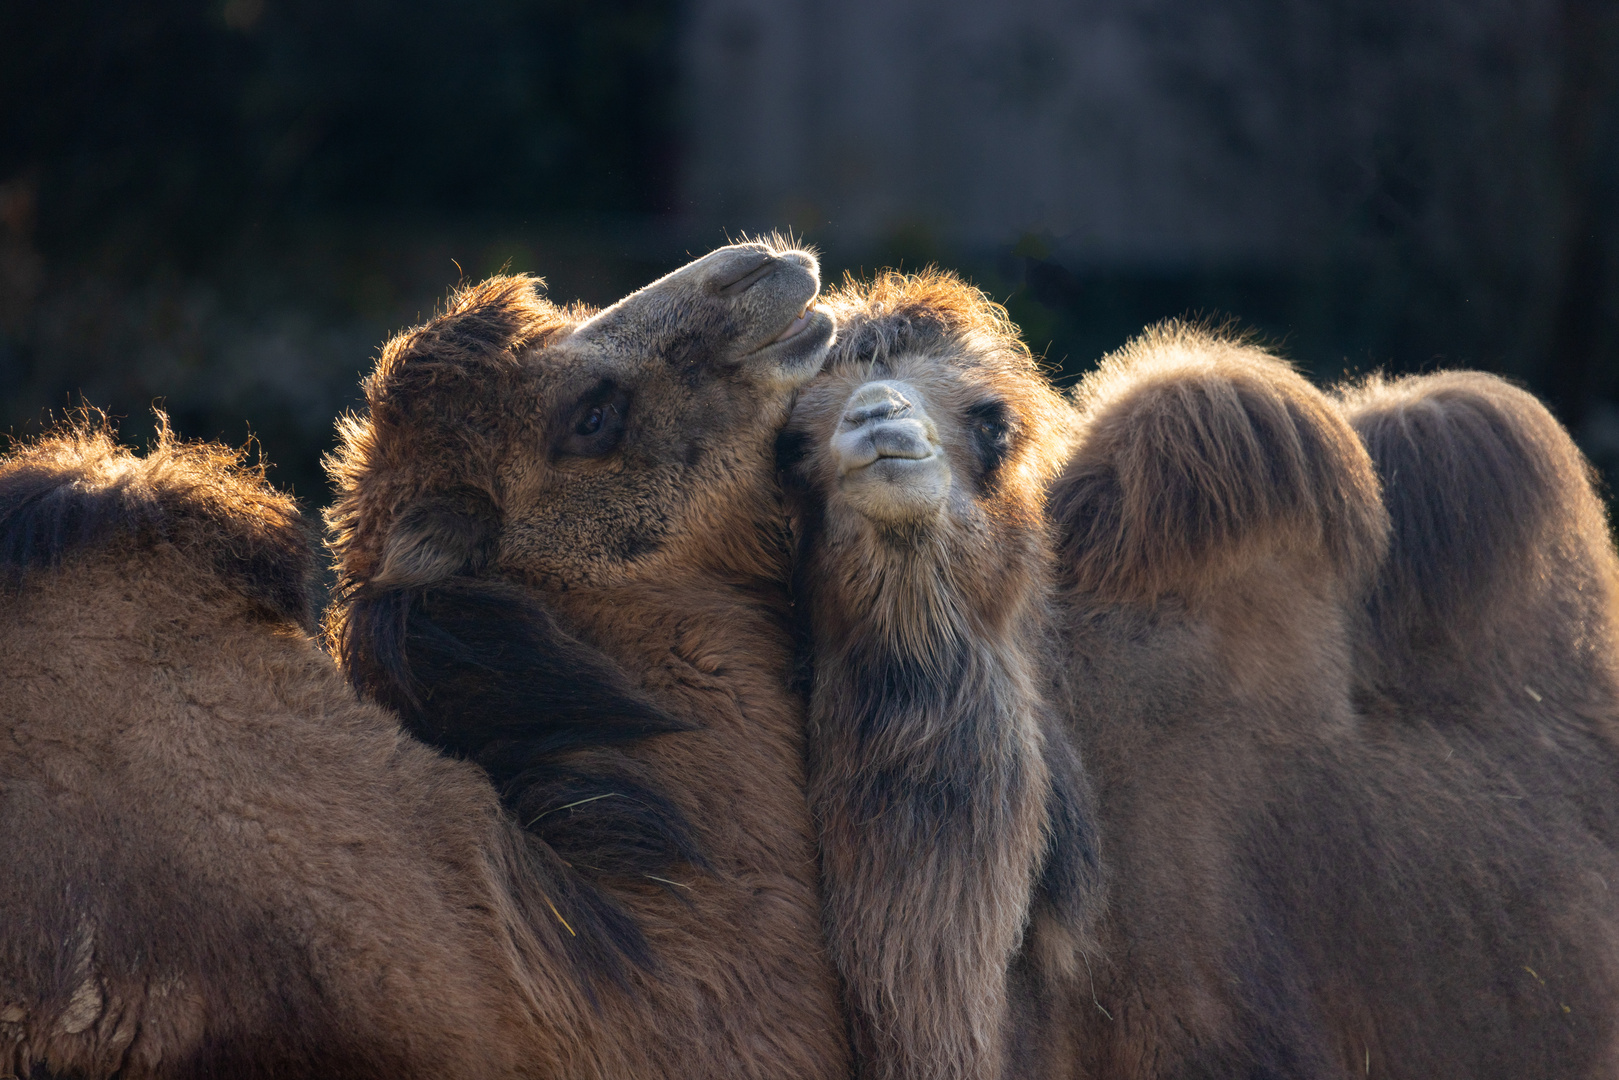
left=782, top=270, right=1100, bottom=1080
left=0, top=416, right=316, bottom=629
left=0, top=425, right=581, bottom=1078
left=1338, top=371, right=1619, bottom=718
left=793, top=297, right=1619, bottom=1076
left=1056, top=323, right=1388, bottom=605
left=326, top=242, right=851, bottom=1078
left=1042, top=328, right=1619, bottom=1077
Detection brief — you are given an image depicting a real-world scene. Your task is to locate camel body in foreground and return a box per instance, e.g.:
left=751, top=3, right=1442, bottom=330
left=0, top=428, right=559, bottom=1077
left=1049, top=332, right=1619, bottom=1077
left=786, top=272, right=1619, bottom=1079
left=0, top=241, right=851, bottom=1078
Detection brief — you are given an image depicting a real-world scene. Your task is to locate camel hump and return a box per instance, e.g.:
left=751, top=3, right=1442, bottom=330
left=1338, top=371, right=1619, bottom=702
left=0, top=415, right=316, bottom=629
left=1054, top=321, right=1388, bottom=605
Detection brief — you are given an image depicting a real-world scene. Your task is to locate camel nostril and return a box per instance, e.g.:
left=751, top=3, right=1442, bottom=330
left=844, top=399, right=912, bottom=425
left=714, top=255, right=780, bottom=297
left=841, top=381, right=921, bottom=428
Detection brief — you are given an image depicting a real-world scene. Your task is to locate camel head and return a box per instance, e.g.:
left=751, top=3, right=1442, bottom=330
left=782, top=268, right=1072, bottom=640
left=329, top=238, right=833, bottom=597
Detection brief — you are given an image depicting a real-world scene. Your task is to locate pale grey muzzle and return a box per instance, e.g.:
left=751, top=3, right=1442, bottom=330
left=831, top=381, right=951, bottom=523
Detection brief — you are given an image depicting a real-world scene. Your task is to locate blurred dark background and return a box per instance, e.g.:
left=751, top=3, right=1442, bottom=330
left=2, top=0, right=1617, bottom=505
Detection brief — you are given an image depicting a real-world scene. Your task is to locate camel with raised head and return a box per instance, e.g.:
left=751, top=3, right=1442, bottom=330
left=324, top=238, right=849, bottom=1078
left=0, top=241, right=851, bottom=1078
left=785, top=271, right=1619, bottom=1078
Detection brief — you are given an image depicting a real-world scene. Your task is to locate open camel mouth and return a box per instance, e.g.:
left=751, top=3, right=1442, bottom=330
left=772, top=305, right=814, bottom=344
left=745, top=305, right=836, bottom=389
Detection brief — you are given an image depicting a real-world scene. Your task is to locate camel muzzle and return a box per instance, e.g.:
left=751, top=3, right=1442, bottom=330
left=832, top=380, right=950, bottom=523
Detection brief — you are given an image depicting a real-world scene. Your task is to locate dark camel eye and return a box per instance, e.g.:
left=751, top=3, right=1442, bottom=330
left=559, top=382, right=631, bottom=458
left=966, top=399, right=1015, bottom=479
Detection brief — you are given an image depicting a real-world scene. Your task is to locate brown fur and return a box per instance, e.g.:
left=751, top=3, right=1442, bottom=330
left=0, top=424, right=577, bottom=1078
left=1, top=240, right=852, bottom=1078
left=1043, top=328, right=1619, bottom=1077
left=792, top=298, right=1619, bottom=1077
left=1337, top=371, right=1619, bottom=719
left=782, top=270, right=1100, bottom=1080
left=325, top=241, right=851, bottom=1078
left=0, top=414, right=317, bottom=629
left=1058, top=322, right=1389, bottom=606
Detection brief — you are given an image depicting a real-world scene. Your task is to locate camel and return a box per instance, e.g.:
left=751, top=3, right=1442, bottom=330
left=0, top=240, right=851, bottom=1078
left=0, top=421, right=562, bottom=1078
left=778, top=269, right=1100, bottom=1080
left=785, top=272, right=1619, bottom=1078
left=1049, top=331, right=1619, bottom=1076
left=323, top=238, right=850, bottom=1077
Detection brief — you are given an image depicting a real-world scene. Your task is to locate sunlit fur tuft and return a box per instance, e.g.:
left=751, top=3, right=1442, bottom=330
left=1057, top=320, right=1389, bottom=606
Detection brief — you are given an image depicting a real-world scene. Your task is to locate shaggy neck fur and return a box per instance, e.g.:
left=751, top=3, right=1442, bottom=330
left=797, top=502, right=1053, bottom=1080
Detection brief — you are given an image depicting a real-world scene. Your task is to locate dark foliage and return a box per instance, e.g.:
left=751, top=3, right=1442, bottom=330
left=0, top=0, right=679, bottom=260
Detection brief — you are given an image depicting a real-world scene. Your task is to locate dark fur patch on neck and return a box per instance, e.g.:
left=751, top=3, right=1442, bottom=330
left=1030, top=722, right=1101, bottom=928
left=334, top=575, right=703, bottom=981
left=0, top=418, right=316, bottom=630
left=818, top=632, right=1021, bottom=840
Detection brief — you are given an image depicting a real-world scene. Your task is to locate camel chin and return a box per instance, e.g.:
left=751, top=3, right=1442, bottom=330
left=831, top=379, right=951, bottom=523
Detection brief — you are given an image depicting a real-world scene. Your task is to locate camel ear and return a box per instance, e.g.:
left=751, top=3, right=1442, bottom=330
left=368, top=275, right=559, bottom=405
left=1054, top=323, right=1388, bottom=604
left=1338, top=372, right=1619, bottom=695
left=373, top=491, right=501, bottom=589
left=323, top=276, right=569, bottom=593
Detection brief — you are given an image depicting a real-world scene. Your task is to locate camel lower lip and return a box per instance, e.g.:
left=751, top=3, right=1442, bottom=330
left=839, top=452, right=944, bottom=478
left=771, top=309, right=812, bottom=344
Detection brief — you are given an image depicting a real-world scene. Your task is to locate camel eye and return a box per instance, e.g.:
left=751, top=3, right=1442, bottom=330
left=559, top=382, right=631, bottom=458
left=965, top=400, right=1015, bottom=479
